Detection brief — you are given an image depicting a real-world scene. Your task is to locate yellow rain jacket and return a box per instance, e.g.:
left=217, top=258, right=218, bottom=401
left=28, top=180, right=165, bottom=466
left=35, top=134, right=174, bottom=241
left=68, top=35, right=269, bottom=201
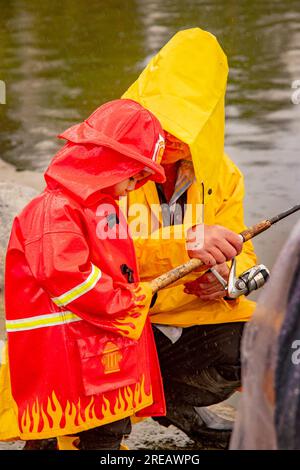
left=122, top=28, right=257, bottom=326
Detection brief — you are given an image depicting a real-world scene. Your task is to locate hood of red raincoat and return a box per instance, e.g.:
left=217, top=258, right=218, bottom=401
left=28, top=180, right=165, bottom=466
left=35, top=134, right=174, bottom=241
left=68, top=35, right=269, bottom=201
left=45, top=99, right=166, bottom=206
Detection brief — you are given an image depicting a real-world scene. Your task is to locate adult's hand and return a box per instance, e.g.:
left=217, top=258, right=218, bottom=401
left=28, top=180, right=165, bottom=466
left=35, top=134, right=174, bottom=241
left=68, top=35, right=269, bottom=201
left=184, top=262, right=229, bottom=300
left=186, top=224, right=242, bottom=266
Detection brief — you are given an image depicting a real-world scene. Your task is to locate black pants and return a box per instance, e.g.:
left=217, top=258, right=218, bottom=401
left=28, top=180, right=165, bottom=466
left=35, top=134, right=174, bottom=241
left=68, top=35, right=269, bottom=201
left=153, top=322, right=244, bottom=438
left=77, top=418, right=132, bottom=450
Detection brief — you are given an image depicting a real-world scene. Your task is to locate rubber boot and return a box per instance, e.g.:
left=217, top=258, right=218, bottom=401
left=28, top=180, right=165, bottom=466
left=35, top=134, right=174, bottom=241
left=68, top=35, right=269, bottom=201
left=57, top=435, right=79, bottom=450
left=120, top=442, right=129, bottom=450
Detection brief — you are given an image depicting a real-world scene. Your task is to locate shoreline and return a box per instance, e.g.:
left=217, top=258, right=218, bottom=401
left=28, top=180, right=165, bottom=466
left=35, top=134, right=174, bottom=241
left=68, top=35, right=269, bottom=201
left=0, top=158, right=44, bottom=192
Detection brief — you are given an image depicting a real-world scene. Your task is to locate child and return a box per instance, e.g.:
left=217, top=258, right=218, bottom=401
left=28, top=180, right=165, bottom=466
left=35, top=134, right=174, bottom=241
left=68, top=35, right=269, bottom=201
left=1, top=99, right=166, bottom=449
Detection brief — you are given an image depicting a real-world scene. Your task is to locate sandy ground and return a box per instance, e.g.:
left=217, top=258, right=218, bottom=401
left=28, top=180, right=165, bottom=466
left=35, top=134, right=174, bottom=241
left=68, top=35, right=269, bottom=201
left=0, top=159, right=236, bottom=451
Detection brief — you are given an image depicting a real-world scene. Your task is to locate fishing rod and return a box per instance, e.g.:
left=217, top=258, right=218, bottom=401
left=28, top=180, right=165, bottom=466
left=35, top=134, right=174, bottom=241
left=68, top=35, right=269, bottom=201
left=150, top=205, right=300, bottom=294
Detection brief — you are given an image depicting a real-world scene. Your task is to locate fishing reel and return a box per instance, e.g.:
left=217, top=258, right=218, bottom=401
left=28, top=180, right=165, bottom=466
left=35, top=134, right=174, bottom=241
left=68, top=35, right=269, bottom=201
left=210, top=258, right=270, bottom=299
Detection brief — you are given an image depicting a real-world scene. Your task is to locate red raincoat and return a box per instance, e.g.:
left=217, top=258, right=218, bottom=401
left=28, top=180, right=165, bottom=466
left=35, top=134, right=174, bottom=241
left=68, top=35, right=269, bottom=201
left=4, top=99, right=166, bottom=440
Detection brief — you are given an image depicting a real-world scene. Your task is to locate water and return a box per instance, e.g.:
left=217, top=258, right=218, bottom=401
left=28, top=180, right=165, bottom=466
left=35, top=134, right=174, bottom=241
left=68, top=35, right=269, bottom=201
left=1, top=0, right=300, bottom=269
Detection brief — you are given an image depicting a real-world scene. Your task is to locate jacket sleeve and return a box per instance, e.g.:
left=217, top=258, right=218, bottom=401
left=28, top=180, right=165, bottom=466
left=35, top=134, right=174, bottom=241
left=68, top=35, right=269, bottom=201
left=24, top=205, right=152, bottom=340
left=132, top=225, right=195, bottom=282
left=214, top=155, right=257, bottom=276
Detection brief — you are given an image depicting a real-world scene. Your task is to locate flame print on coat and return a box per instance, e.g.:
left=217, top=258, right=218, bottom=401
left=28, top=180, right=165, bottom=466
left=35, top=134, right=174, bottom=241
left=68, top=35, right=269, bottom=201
left=0, top=99, right=165, bottom=440
left=19, top=377, right=151, bottom=440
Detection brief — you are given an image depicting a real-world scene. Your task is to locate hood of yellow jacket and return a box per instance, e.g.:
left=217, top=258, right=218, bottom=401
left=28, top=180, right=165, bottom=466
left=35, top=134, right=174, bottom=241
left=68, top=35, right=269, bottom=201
left=122, top=27, right=228, bottom=195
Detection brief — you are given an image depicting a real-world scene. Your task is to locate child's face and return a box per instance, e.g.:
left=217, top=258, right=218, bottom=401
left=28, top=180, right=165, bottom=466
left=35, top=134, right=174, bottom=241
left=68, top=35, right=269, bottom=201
left=105, top=170, right=152, bottom=198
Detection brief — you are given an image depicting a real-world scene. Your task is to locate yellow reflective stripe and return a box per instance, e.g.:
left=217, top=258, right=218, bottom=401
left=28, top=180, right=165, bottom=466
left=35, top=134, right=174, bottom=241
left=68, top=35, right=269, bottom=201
left=52, top=263, right=102, bottom=307
left=6, top=311, right=81, bottom=332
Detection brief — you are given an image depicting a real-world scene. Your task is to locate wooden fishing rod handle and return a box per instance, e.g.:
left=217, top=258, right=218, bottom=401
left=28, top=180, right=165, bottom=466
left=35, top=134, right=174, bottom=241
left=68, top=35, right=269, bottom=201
left=150, top=220, right=272, bottom=293
left=240, top=220, right=271, bottom=241
left=150, top=257, right=204, bottom=294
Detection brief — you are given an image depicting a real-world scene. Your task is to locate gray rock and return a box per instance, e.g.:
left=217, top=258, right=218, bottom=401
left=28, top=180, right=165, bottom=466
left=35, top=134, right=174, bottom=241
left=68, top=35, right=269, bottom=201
left=0, top=182, right=39, bottom=291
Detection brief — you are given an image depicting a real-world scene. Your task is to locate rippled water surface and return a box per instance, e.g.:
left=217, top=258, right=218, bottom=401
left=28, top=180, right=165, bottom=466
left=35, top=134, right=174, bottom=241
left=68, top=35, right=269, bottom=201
left=1, top=0, right=300, bottom=267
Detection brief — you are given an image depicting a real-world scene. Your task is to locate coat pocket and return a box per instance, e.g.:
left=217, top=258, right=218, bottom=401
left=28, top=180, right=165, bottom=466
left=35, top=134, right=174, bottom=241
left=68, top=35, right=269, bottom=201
left=76, top=334, right=139, bottom=396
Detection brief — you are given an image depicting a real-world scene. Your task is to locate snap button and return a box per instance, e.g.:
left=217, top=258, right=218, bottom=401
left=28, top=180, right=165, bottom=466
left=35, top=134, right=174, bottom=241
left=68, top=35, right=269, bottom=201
left=120, top=264, right=134, bottom=283
left=107, top=213, right=119, bottom=228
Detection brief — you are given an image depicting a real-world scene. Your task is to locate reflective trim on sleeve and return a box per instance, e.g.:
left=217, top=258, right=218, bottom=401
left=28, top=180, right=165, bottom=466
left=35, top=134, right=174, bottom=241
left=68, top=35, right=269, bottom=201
left=6, top=311, right=82, bottom=332
left=52, top=263, right=102, bottom=307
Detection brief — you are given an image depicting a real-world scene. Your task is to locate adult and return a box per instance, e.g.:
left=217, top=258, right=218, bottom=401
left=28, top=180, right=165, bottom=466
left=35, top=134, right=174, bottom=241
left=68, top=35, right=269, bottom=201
left=122, top=28, right=257, bottom=445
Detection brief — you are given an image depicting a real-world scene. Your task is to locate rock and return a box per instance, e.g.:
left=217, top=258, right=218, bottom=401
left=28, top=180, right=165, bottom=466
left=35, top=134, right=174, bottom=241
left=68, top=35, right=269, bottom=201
left=0, top=159, right=44, bottom=192
left=126, top=418, right=196, bottom=450
left=0, top=182, right=39, bottom=291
